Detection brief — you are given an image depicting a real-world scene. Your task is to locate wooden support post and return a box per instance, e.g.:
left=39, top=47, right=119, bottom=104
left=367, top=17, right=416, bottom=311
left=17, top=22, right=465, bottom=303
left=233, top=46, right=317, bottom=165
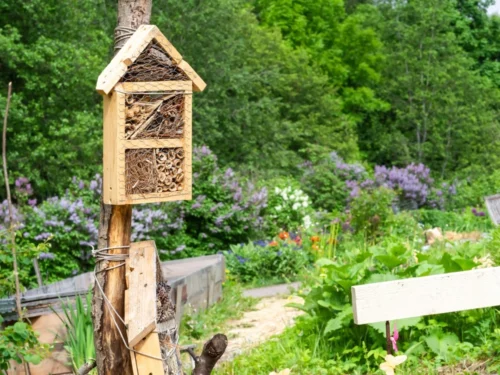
left=92, top=2, right=152, bottom=374
left=92, top=204, right=133, bottom=374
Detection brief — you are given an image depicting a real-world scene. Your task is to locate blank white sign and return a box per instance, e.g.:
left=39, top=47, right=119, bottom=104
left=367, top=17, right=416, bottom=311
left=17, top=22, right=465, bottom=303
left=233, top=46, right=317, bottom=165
left=485, top=194, right=500, bottom=226
left=352, top=267, right=500, bottom=325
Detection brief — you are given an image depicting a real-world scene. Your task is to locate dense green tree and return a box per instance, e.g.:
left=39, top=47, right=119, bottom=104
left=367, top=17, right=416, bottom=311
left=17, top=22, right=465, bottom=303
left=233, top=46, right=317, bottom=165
left=0, top=0, right=115, bottom=196
left=359, top=0, right=500, bottom=176
left=254, top=0, right=388, bottom=128
left=0, top=0, right=361, bottom=196
left=154, top=0, right=358, bottom=173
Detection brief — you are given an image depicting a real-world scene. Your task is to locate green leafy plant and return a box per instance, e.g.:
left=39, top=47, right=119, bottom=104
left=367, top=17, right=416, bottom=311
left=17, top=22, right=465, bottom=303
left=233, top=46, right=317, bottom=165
left=224, top=235, right=311, bottom=285
left=0, top=315, right=48, bottom=372
left=349, top=187, right=396, bottom=238
left=54, top=293, right=95, bottom=374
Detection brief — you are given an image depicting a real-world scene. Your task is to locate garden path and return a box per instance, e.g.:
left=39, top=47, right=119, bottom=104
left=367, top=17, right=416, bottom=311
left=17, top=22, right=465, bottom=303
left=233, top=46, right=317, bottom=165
left=220, top=284, right=304, bottom=362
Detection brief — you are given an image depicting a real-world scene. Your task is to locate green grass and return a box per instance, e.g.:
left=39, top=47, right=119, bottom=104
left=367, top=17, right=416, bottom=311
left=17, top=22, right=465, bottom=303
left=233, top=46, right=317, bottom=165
left=180, top=281, right=258, bottom=343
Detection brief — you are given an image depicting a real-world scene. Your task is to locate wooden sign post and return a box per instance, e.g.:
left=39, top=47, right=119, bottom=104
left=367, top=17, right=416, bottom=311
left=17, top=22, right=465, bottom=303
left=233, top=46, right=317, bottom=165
left=352, top=267, right=500, bottom=325
left=485, top=194, right=500, bottom=226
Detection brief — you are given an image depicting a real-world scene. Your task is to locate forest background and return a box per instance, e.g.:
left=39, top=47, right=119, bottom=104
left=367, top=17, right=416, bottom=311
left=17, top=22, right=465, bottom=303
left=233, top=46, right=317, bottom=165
left=1, top=0, right=500, bottom=196
left=1, top=0, right=500, bottom=285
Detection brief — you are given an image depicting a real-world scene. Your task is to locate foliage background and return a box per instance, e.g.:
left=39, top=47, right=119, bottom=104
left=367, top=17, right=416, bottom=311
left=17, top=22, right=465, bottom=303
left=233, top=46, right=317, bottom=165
left=1, top=0, right=498, bottom=197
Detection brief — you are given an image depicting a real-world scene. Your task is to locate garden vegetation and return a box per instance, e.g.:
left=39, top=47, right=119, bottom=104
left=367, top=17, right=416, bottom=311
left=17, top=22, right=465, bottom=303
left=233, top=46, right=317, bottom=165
left=1, top=0, right=500, bottom=373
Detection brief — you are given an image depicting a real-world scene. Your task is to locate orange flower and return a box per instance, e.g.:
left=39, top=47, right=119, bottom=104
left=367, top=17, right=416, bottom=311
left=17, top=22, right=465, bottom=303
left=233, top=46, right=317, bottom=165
left=279, top=231, right=290, bottom=240
left=312, top=244, right=320, bottom=251
left=310, top=235, right=320, bottom=243
left=269, top=241, right=279, bottom=247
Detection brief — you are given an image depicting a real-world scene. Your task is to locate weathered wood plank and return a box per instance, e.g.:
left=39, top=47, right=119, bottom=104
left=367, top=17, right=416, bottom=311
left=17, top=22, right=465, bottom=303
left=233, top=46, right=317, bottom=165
left=122, top=139, right=183, bottom=150
left=485, top=194, right=500, bottom=226
left=352, top=267, right=500, bottom=324
left=178, top=60, right=206, bottom=92
left=133, top=332, right=164, bottom=375
left=96, top=25, right=159, bottom=95
left=120, top=81, right=192, bottom=93
left=125, top=241, right=157, bottom=347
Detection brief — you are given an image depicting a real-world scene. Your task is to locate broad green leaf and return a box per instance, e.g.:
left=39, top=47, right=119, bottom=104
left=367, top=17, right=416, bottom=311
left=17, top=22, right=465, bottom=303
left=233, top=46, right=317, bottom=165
left=424, top=332, right=459, bottom=360
left=375, top=255, right=403, bottom=270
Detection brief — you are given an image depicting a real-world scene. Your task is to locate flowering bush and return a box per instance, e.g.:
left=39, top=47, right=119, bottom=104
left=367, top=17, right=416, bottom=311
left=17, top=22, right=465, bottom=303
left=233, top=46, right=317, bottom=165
left=224, top=232, right=311, bottom=284
left=133, top=146, right=269, bottom=258
left=267, top=183, right=314, bottom=232
left=299, top=152, right=367, bottom=212
left=0, top=146, right=270, bottom=290
left=300, top=152, right=461, bottom=213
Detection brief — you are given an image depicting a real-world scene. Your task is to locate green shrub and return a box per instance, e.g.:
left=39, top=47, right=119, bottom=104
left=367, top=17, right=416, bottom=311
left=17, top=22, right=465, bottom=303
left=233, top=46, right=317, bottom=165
left=224, top=236, right=311, bottom=285
left=292, top=229, right=500, bottom=373
left=415, top=209, right=493, bottom=232
left=0, top=316, right=48, bottom=371
left=349, top=187, right=396, bottom=238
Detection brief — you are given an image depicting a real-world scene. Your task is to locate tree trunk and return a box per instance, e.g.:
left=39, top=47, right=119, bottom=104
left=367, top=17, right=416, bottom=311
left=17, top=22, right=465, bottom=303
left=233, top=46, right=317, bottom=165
left=92, top=2, right=152, bottom=375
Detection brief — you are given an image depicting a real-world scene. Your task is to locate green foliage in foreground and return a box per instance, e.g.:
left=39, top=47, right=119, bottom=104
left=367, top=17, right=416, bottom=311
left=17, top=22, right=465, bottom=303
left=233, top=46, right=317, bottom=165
left=180, top=281, right=257, bottom=342
left=224, top=237, right=311, bottom=285
left=54, top=293, right=95, bottom=374
left=218, top=219, right=500, bottom=374
left=0, top=315, right=48, bottom=372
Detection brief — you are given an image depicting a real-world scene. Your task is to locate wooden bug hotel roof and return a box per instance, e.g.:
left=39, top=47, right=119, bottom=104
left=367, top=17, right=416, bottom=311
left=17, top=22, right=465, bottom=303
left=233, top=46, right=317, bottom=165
left=96, top=25, right=206, bottom=95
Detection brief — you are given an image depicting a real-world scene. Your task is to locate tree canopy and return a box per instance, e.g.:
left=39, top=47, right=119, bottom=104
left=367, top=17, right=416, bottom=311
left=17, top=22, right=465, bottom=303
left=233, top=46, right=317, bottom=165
left=0, top=0, right=499, bottom=196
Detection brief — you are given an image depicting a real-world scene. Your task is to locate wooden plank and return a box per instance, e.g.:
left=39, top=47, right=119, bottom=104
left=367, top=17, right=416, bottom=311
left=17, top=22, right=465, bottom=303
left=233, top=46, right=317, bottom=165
left=352, top=267, right=500, bottom=325
left=178, top=60, right=206, bottom=92
left=120, top=81, right=192, bottom=93
left=183, top=93, right=193, bottom=199
left=103, top=91, right=120, bottom=205
left=125, top=241, right=157, bottom=347
left=175, top=284, right=183, bottom=327
left=152, top=28, right=183, bottom=64
left=133, top=332, right=164, bottom=375
left=485, top=194, right=500, bottom=226
left=96, top=25, right=158, bottom=95
left=122, top=139, right=183, bottom=150
left=118, top=191, right=192, bottom=205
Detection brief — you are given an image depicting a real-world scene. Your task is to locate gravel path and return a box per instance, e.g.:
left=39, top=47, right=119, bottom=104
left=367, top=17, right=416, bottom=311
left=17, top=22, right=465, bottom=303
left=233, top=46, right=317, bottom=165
left=220, top=286, right=303, bottom=362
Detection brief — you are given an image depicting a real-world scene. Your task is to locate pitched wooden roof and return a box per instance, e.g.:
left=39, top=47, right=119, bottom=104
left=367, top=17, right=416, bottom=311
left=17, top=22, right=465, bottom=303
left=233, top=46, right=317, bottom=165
left=96, top=25, right=206, bottom=95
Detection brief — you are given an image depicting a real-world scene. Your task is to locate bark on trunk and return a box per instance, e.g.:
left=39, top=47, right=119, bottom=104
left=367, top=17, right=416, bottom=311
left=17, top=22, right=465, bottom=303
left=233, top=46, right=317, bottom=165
left=92, top=2, right=152, bottom=375
left=189, top=334, right=228, bottom=375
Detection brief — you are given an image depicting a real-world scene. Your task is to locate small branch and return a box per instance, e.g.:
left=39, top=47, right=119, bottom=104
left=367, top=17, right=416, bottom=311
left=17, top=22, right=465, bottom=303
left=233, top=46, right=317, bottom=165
left=192, top=334, right=228, bottom=375
left=2, top=82, right=22, bottom=319
left=76, top=361, right=97, bottom=375
left=185, top=347, right=198, bottom=362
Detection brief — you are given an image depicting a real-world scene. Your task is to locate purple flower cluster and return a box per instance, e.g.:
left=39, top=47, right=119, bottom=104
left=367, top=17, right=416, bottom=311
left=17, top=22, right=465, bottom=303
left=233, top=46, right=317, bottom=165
left=373, top=164, right=433, bottom=208
left=472, top=208, right=486, bottom=217
left=330, top=152, right=366, bottom=180
left=15, top=177, right=33, bottom=196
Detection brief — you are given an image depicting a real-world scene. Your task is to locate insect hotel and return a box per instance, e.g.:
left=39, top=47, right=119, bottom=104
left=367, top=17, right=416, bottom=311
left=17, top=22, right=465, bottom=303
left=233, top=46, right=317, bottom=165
left=96, top=25, right=206, bottom=205
left=95, top=25, right=208, bottom=374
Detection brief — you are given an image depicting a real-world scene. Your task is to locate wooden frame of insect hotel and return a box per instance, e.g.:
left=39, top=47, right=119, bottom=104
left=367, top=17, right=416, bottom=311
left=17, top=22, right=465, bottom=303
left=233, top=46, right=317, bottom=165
left=96, top=25, right=206, bottom=205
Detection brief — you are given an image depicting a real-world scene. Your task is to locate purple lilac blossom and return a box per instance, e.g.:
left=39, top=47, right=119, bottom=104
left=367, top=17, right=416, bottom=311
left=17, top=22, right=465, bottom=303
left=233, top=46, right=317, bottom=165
left=39, top=252, right=55, bottom=260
